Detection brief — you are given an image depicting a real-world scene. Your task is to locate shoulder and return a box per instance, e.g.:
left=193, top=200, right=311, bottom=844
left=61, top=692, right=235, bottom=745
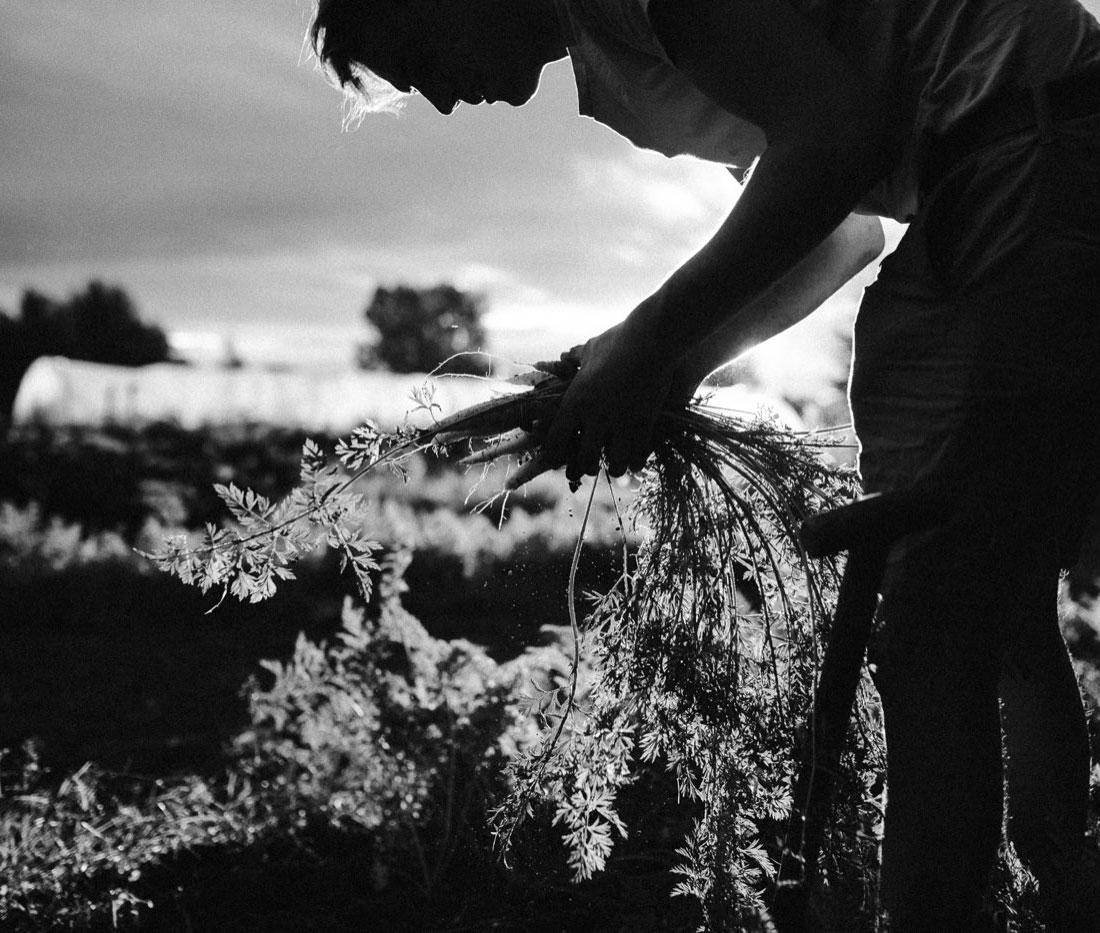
left=567, top=0, right=672, bottom=60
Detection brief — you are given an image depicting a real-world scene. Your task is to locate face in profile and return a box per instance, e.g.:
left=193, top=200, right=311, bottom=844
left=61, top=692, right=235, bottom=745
left=360, top=0, right=566, bottom=114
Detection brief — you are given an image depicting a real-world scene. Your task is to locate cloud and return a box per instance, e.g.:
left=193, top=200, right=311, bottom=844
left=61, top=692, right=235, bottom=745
left=576, top=149, right=738, bottom=226
left=567, top=149, right=741, bottom=288
left=451, top=262, right=515, bottom=291
left=2, top=2, right=742, bottom=333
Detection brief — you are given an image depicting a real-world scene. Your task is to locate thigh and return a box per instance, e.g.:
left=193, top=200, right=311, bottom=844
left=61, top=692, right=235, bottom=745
left=849, top=209, right=975, bottom=499
left=852, top=110, right=1100, bottom=557
left=857, top=106, right=1100, bottom=927
left=869, top=516, right=1007, bottom=929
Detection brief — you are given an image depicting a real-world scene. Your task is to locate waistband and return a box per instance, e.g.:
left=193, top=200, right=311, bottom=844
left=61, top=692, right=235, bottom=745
left=923, top=64, right=1100, bottom=191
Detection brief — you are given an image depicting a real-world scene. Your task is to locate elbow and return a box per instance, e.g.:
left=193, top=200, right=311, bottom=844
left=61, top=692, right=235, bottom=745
left=818, top=212, right=885, bottom=280
left=866, top=216, right=885, bottom=261
left=847, top=213, right=885, bottom=265
left=828, top=212, right=886, bottom=273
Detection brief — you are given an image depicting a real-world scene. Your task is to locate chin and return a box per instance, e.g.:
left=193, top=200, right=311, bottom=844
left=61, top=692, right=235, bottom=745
left=502, top=84, right=538, bottom=107
left=496, top=69, right=542, bottom=107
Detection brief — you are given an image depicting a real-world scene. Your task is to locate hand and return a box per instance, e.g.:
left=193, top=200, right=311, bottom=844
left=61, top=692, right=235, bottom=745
left=664, top=357, right=708, bottom=410
left=541, top=312, right=675, bottom=483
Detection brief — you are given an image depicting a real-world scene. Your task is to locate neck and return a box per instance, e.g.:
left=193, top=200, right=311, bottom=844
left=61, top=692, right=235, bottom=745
left=531, top=0, right=570, bottom=61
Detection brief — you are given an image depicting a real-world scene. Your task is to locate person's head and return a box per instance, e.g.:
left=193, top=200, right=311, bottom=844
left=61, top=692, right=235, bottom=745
left=309, top=0, right=567, bottom=118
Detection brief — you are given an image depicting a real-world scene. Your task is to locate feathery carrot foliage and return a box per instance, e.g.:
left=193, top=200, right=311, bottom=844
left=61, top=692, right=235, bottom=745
left=143, top=370, right=890, bottom=925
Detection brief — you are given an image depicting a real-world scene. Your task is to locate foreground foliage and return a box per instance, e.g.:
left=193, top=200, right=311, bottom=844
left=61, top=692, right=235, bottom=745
left=142, top=373, right=895, bottom=926
left=0, top=556, right=580, bottom=930
left=234, top=551, right=527, bottom=894
left=491, top=415, right=886, bottom=929
left=2, top=525, right=1095, bottom=929
left=6, top=414, right=1099, bottom=928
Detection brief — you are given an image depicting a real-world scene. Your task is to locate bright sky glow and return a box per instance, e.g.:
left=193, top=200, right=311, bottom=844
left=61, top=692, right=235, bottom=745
left=5, top=2, right=1094, bottom=395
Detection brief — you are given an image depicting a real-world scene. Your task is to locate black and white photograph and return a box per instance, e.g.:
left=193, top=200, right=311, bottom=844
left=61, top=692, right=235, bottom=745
left=3, top=1, right=1100, bottom=929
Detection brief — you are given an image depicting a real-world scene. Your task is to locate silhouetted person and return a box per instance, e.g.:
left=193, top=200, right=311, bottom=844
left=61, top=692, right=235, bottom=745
left=307, top=0, right=1100, bottom=926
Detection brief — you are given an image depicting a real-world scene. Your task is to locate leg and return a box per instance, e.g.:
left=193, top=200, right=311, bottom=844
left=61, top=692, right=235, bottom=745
left=1000, top=573, right=1100, bottom=929
left=870, top=522, right=1006, bottom=931
left=983, top=382, right=1100, bottom=927
left=852, top=109, right=1100, bottom=929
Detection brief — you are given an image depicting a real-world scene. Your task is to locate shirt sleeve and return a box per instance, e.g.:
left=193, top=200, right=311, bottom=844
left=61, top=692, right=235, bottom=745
left=576, top=0, right=675, bottom=62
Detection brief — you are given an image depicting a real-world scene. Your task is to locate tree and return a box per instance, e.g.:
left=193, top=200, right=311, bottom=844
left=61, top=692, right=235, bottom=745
left=357, top=284, right=490, bottom=376
left=0, top=280, right=171, bottom=420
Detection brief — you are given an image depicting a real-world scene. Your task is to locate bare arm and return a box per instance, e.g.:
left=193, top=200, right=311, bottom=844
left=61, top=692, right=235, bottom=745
left=634, top=0, right=899, bottom=359
left=541, top=0, right=900, bottom=480
left=673, top=211, right=884, bottom=395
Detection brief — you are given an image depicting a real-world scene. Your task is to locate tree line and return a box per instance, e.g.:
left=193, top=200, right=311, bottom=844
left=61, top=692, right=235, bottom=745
left=0, top=281, right=172, bottom=420
left=0, top=279, right=490, bottom=420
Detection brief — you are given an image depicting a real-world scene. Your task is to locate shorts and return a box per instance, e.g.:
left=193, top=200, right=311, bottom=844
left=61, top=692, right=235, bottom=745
left=849, top=107, right=1100, bottom=561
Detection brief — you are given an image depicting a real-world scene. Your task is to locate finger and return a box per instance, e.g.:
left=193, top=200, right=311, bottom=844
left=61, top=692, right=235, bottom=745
left=605, top=432, right=631, bottom=478
left=458, top=431, right=540, bottom=466
left=560, top=344, right=585, bottom=367
left=628, top=450, right=652, bottom=473
left=516, top=396, right=559, bottom=433
left=504, top=454, right=554, bottom=491
left=542, top=409, right=580, bottom=469
left=628, top=415, right=659, bottom=473
left=567, top=428, right=603, bottom=484
left=532, top=358, right=579, bottom=379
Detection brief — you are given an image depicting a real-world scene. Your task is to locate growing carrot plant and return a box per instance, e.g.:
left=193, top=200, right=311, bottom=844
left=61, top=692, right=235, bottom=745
left=145, top=374, right=891, bottom=927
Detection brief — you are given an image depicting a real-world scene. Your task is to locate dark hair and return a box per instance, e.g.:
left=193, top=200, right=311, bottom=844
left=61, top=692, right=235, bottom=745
left=308, top=0, right=407, bottom=121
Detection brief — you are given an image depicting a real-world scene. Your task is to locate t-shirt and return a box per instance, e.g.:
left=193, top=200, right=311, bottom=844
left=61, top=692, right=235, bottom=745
left=555, top=0, right=1100, bottom=220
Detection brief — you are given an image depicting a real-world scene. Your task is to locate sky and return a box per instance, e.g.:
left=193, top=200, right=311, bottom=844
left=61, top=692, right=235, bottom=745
left=5, top=1, right=1096, bottom=395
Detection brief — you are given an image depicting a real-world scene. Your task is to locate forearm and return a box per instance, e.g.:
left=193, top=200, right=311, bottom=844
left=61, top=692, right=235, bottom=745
left=540, top=0, right=904, bottom=483
left=634, top=0, right=899, bottom=362
left=676, top=212, right=884, bottom=387
left=633, top=131, right=893, bottom=367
